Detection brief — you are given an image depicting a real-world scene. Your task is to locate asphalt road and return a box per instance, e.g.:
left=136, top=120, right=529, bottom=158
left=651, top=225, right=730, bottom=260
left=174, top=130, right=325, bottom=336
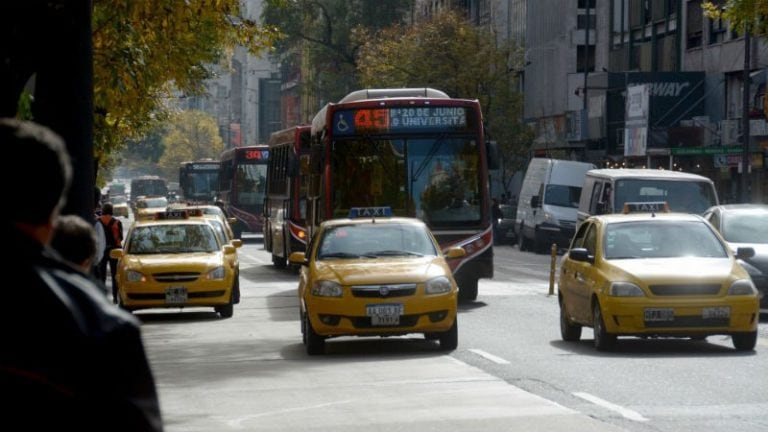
left=136, top=237, right=768, bottom=432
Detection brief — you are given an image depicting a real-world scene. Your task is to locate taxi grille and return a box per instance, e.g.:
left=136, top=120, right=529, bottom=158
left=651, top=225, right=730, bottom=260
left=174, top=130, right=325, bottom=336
left=649, top=284, right=721, bottom=296
left=153, top=272, right=200, bottom=283
left=351, top=284, right=417, bottom=298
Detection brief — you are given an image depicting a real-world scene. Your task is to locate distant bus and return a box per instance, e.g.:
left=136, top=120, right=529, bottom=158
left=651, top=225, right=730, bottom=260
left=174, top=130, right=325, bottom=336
left=263, top=125, right=311, bottom=267
left=308, top=88, right=498, bottom=301
left=218, top=145, right=269, bottom=238
left=130, top=175, right=168, bottom=200
left=179, top=159, right=220, bottom=203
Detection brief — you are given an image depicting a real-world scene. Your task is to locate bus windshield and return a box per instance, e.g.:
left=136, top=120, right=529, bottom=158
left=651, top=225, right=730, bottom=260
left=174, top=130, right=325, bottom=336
left=235, top=163, right=267, bottom=206
left=330, top=136, right=481, bottom=226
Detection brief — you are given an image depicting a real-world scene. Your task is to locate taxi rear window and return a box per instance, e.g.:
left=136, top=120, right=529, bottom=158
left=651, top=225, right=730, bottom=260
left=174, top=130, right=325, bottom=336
left=127, top=224, right=219, bottom=254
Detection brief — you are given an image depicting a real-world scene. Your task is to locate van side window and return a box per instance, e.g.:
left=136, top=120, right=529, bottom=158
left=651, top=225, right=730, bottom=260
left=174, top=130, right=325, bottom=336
left=589, top=182, right=603, bottom=214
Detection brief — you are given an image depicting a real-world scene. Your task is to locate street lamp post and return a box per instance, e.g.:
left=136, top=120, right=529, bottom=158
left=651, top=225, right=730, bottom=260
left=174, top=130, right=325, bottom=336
left=740, top=28, right=751, bottom=203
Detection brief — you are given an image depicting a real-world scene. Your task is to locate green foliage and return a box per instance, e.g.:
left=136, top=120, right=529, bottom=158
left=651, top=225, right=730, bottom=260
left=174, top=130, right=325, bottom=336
left=262, top=0, right=411, bottom=105
left=355, top=11, right=533, bottom=189
left=703, top=1, right=768, bottom=35
left=157, top=110, right=224, bottom=180
left=92, top=0, right=278, bottom=165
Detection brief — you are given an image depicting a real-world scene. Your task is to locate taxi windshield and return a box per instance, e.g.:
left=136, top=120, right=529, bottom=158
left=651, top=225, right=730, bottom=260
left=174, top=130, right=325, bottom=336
left=604, top=220, right=727, bottom=259
left=127, top=224, right=219, bottom=254
left=317, top=223, right=437, bottom=259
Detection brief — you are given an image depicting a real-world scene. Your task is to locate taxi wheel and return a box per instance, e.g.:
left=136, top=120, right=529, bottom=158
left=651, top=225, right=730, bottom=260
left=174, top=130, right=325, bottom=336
left=559, top=298, right=582, bottom=342
left=732, top=331, right=757, bottom=351
left=232, top=275, right=241, bottom=305
left=438, top=319, right=458, bottom=351
left=216, top=303, right=234, bottom=319
left=592, top=302, right=615, bottom=351
left=272, top=253, right=287, bottom=268
left=304, top=313, right=325, bottom=355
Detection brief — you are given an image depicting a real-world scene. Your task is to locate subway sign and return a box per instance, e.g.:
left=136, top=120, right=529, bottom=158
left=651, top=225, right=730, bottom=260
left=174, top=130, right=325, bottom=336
left=332, top=107, right=471, bottom=136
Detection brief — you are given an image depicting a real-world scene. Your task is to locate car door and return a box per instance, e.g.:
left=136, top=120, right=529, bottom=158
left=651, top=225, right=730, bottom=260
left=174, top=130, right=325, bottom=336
left=560, top=221, right=591, bottom=323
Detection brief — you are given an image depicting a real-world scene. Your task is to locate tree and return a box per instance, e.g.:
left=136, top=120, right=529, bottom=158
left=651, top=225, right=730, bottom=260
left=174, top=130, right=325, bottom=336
left=157, top=111, right=224, bottom=181
left=92, top=0, right=278, bottom=169
left=703, top=1, right=768, bottom=35
left=262, top=0, right=412, bottom=106
left=354, top=11, right=533, bottom=196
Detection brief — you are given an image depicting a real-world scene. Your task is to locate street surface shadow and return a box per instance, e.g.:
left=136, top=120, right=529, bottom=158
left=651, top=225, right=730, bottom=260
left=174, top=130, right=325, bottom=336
left=134, top=309, right=222, bottom=324
left=550, top=336, right=757, bottom=358
left=458, top=300, right=488, bottom=312
left=286, top=336, right=451, bottom=359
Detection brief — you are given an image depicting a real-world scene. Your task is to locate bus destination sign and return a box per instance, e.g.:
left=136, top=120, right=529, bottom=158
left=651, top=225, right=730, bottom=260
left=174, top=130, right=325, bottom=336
left=240, top=149, right=269, bottom=161
left=191, top=163, right=219, bottom=170
left=333, top=107, right=468, bottom=136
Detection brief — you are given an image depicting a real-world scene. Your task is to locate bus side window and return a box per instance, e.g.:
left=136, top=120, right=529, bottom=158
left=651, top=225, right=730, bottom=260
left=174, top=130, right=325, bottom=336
left=589, top=181, right=603, bottom=214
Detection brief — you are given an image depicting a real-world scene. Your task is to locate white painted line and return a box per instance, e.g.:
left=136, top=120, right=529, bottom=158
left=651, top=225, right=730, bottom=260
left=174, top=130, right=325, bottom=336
left=227, top=399, right=354, bottom=429
left=573, top=391, right=649, bottom=422
left=468, top=348, right=511, bottom=364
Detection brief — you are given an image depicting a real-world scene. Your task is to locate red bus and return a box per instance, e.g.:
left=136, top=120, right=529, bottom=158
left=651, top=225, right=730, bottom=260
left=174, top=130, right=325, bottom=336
left=307, top=88, right=498, bottom=300
left=263, top=125, right=311, bottom=267
left=218, top=145, right=269, bottom=238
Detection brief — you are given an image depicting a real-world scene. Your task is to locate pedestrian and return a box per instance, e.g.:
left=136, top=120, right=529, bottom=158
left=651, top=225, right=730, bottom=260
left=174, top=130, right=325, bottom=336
left=92, top=186, right=106, bottom=279
left=97, top=202, right=124, bottom=303
left=51, top=214, right=100, bottom=273
left=0, top=118, right=163, bottom=431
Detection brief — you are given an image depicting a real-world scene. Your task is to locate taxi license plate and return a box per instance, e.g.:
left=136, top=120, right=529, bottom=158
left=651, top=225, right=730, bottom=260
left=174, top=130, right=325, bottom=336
left=644, top=308, right=674, bottom=322
left=366, top=304, right=404, bottom=326
left=165, top=287, right=188, bottom=304
left=702, top=306, right=730, bottom=319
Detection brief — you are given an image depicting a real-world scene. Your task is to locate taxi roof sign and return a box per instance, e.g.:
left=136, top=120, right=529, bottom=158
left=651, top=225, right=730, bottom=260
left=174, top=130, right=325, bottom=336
left=622, top=201, right=670, bottom=214
left=348, top=206, right=392, bottom=218
left=155, top=210, right=190, bottom=220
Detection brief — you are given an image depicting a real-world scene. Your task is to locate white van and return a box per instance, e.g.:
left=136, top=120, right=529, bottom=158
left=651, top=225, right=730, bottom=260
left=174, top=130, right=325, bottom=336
left=577, top=168, right=719, bottom=223
left=515, top=158, right=596, bottom=253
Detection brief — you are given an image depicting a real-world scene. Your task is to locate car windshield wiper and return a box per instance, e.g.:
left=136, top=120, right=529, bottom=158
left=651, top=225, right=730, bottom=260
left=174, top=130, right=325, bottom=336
left=319, top=252, right=361, bottom=259
left=370, top=250, right=424, bottom=257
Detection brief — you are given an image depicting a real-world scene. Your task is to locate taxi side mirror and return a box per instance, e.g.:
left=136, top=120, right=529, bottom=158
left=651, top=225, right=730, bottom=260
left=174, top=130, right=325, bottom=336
left=736, top=247, right=755, bottom=260
left=444, top=246, right=466, bottom=259
left=230, top=239, right=243, bottom=249
left=109, top=248, right=124, bottom=259
left=223, top=244, right=236, bottom=254
left=288, top=251, right=308, bottom=266
left=568, top=248, right=594, bottom=264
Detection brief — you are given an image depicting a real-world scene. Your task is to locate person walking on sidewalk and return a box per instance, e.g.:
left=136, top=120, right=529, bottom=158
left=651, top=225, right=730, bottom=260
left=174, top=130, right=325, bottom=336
left=97, top=202, right=123, bottom=303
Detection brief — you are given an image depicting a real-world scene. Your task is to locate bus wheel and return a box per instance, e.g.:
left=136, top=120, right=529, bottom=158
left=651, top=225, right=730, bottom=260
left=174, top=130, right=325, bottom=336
left=272, top=253, right=287, bottom=268
left=458, top=277, right=478, bottom=301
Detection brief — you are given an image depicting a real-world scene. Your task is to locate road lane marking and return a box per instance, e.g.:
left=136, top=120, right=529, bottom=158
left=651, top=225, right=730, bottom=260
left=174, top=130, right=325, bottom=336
left=227, top=400, right=354, bottom=429
left=468, top=348, right=511, bottom=364
left=573, top=391, right=649, bottom=422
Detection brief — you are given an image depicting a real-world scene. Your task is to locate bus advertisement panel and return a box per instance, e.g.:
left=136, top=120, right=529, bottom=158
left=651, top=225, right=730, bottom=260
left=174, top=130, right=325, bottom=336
left=179, top=159, right=220, bottom=203
left=218, top=145, right=269, bottom=238
left=264, top=125, right=311, bottom=268
left=308, top=88, right=495, bottom=300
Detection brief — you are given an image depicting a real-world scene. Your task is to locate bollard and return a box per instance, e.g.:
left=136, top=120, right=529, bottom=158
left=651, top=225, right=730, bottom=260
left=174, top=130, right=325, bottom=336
left=548, top=243, right=557, bottom=296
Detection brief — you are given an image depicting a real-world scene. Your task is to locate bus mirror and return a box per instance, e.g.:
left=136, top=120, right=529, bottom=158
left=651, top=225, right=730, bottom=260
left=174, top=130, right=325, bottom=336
left=287, top=153, right=299, bottom=177
left=486, top=140, right=500, bottom=170
left=310, top=145, right=323, bottom=175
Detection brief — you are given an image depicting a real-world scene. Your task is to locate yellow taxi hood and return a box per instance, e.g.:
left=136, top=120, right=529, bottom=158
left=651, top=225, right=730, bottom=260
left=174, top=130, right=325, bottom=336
left=314, top=256, right=449, bottom=285
left=122, top=252, right=223, bottom=271
left=608, top=257, right=745, bottom=283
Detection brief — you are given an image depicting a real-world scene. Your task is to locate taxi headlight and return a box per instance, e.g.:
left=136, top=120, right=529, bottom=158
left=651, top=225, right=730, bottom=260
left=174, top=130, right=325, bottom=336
left=728, top=279, right=757, bottom=295
left=609, top=282, right=645, bottom=297
left=425, top=276, right=452, bottom=294
left=126, top=270, right=146, bottom=283
left=311, top=280, right=342, bottom=297
left=206, top=266, right=226, bottom=280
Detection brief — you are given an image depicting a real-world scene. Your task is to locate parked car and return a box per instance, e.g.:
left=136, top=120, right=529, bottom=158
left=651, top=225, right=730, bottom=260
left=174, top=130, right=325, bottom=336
left=703, top=203, right=768, bottom=312
left=495, top=204, right=517, bottom=245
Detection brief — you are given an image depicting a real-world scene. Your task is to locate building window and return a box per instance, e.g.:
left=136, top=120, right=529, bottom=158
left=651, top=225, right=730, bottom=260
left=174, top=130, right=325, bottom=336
left=578, top=0, right=596, bottom=8
left=686, top=0, right=703, bottom=49
left=577, top=14, right=597, bottom=29
left=707, top=0, right=726, bottom=44
left=577, top=45, right=596, bottom=73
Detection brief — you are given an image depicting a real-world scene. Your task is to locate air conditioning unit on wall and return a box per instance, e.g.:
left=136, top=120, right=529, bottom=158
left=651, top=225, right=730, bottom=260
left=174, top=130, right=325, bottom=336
left=720, top=119, right=740, bottom=145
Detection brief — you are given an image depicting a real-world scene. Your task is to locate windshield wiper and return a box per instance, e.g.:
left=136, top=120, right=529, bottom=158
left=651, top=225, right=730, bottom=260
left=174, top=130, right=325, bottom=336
left=319, top=252, right=361, bottom=259
left=370, top=250, right=424, bottom=257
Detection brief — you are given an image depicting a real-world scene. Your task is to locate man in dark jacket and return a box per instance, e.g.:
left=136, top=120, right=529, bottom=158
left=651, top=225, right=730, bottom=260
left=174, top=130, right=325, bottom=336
left=0, top=118, right=163, bottom=431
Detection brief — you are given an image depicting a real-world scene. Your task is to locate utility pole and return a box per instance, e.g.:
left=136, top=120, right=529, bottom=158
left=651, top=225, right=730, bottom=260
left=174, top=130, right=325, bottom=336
left=740, top=28, right=751, bottom=203
left=582, top=1, right=591, bottom=143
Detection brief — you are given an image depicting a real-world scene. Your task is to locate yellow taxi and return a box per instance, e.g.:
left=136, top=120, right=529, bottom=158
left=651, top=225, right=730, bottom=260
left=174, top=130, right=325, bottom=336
left=289, top=208, right=466, bottom=355
left=110, top=210, right=240, bottom=318
left=134, top=196, right=169, bottom=221
left=170, top=203, right=236, bottom=240
left=558, top=202, right=760, bottom=351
